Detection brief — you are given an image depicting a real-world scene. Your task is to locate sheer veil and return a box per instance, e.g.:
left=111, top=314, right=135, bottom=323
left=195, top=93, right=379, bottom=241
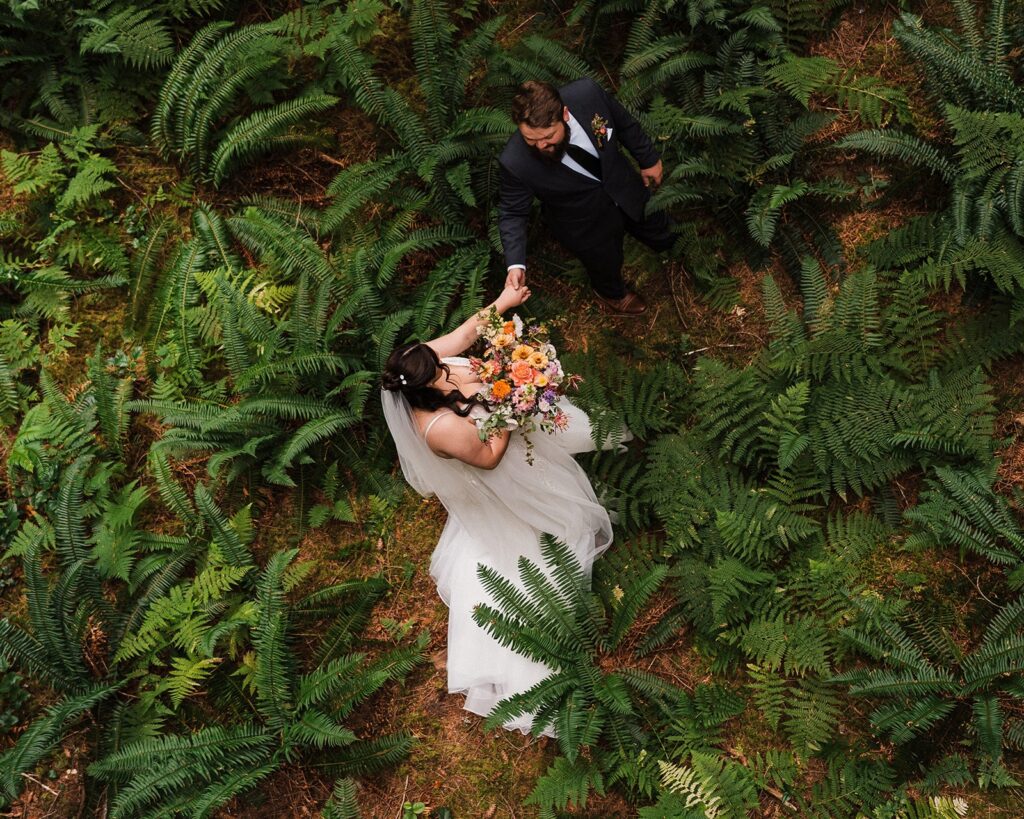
left=380, top=388, right=442, bottom=497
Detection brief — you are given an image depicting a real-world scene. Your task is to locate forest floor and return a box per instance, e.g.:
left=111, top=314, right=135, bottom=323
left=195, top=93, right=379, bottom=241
left=4, top=1, right=1024, bottom=818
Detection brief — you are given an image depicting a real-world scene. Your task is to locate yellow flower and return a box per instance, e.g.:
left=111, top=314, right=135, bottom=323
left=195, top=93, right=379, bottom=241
left=533, top=372, right=549, bottom=387
left=493, top=333, right=513, bottom=348
left=528, top=351, right=548, bottom=369
left=511, top=344, right=534, bottom=361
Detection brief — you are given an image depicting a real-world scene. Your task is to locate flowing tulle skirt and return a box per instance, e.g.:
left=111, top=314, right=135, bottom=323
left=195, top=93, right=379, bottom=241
left=427, top=398, right=624, bottom=736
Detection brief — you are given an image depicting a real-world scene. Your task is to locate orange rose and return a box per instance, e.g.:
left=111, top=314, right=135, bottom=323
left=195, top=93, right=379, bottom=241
left=528, top=351, right=548, bottom=369
left=510, top=360, right=535, bottom=386
left=491, top=380, right=511, bottom=400
left=511, top=344, right=534, bottom=361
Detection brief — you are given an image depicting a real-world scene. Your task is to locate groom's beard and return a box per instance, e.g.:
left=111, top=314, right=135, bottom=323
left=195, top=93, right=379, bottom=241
left=528, top=124, right=569, bottom=164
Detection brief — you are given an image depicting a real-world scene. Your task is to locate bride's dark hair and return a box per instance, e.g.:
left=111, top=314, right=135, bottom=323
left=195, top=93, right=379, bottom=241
left=382, top=342, right=487, bottom=417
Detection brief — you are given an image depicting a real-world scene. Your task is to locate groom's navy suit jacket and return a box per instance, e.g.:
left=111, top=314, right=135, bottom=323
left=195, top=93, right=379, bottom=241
left=498, top=78, right=662, bottom=270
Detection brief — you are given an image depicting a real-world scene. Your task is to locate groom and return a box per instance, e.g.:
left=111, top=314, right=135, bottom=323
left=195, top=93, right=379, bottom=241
left=498, top=78, right=674, bottom=316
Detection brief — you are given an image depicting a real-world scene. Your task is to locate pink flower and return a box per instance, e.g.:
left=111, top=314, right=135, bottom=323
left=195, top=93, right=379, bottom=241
left=510, top=360, right=535, bottom=386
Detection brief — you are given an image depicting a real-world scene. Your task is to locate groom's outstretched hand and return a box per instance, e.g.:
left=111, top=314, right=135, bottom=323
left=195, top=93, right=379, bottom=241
left=505, top=266, right=526, bottom=290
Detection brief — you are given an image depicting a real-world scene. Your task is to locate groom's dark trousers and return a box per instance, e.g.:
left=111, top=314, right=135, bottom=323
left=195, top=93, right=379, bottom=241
left=497, top=78, right=674, bottom=299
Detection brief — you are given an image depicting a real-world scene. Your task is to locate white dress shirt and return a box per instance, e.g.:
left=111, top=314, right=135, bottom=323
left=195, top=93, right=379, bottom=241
left=507, top=112, right=612, bottom=273
left=561, top=110, right=602, bottom=181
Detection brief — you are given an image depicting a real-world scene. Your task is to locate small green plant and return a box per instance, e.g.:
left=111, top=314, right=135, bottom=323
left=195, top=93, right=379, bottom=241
left=402, top=802, right=426, bottom=819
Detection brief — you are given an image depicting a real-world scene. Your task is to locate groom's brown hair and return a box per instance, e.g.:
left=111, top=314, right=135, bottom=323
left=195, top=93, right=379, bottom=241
left=511, top=81, right=564, bottom=128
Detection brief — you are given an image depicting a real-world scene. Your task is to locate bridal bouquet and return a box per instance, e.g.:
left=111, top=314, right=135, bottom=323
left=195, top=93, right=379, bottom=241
left=470, top=307, right=579, bottom=463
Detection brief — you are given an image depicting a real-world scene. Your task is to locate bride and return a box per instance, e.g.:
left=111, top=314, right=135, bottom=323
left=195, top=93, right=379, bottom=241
left=380, top=282, right=618, bottom=736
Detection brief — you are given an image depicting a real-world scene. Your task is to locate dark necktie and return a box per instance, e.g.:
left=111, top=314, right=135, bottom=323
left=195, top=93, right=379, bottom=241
left=565, top=143, right=602, bottom=180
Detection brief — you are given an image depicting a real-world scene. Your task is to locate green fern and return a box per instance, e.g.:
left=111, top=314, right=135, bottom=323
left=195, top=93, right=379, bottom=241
left=322, top=777, right=362, bottom=819
left=0, top=683, right=121, bottom=800
left=836, top=594, right=1024, bottom=773
left=153, top=22, right=335, bottom=185
left=473, top=533, right=676, bottom=765
left=904, top=465, right=1024, bottom=565
left=210, top=93, right=337, bottom=185
left=524, top=756, right=606, bottom=817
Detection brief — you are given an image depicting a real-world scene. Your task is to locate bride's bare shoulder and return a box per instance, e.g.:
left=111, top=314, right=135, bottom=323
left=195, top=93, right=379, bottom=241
left=416, top=409, right=472, bottom=457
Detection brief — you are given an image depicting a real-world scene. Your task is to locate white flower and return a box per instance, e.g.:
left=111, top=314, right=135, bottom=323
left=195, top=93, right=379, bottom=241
left=538, top=400, right=551, bottom=412
left=541, top=343, right=555, bottom=357
left=512, top=315, right=524, bottom=337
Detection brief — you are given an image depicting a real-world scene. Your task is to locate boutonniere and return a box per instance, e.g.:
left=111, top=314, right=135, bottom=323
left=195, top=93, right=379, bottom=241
left=591, top=113, right=608, bottom=149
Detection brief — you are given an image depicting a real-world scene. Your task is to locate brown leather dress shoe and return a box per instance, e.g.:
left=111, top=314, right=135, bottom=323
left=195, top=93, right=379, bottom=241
left=595, top=289, right=648, bottom=316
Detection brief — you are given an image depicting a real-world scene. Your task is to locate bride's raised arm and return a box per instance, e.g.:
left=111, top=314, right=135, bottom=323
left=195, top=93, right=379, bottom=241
left=425, top=282, right=531, bottom=360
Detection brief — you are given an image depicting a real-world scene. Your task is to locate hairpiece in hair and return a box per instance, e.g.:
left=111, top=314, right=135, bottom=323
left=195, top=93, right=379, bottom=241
left=399, top=374, right=407, bottom=385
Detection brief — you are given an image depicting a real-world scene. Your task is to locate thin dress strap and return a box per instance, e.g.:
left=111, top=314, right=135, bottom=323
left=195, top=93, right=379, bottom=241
left=422, top=409, right=455, bottom=443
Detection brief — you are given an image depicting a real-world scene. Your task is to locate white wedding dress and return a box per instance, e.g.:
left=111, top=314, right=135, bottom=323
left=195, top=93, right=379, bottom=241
left=381, top=356, right=624, bottom=736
